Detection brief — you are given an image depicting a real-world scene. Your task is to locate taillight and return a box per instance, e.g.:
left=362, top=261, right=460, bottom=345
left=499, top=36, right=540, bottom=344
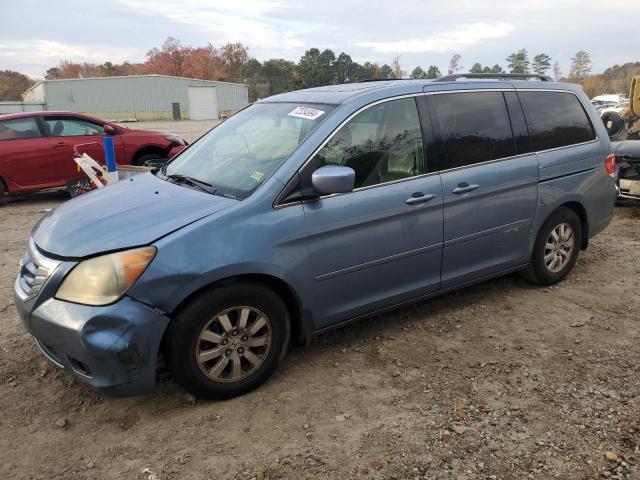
left=604, top=153, right=616, bottom=177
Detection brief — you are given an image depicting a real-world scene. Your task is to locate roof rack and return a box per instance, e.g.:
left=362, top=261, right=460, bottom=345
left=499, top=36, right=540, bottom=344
left=356, top=78, right=413, bottom=83
left=434, top=73, right=554, bottom=82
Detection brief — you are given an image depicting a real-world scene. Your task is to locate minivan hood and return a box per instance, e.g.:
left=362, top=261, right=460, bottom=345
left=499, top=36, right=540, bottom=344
left=33, top=173, right=236, bottom=258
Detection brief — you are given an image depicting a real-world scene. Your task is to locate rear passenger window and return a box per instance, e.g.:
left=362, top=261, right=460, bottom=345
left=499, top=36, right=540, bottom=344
left=430, top=92, right=515, bottom=170
left=315, top=98, right=425, bottom=189
left=518, top=91, right=596, bottom=151
left=0, top=117, right=42, bottom=140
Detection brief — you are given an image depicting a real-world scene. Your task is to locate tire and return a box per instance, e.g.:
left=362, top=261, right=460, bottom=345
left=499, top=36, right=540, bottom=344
left=521, top=207, right=582, bottom=286
left=0, top=179, right=7, bottom=205
left=601, top=111, right=624, bottom=137
left=133, top=153, right=167, bottom=167
left=165, top=282, right=291, bottom=399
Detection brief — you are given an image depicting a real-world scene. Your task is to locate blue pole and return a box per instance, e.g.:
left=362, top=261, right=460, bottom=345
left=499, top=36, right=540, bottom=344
left=103, top=136, right=117, bottom=172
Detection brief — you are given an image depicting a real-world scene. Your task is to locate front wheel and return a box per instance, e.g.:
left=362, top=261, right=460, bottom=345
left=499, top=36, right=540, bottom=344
left=0, top=180, right=7, bottom=205
left=521, top=208, right=582, bottom=286
left=165, top=282, right=290, bottom=399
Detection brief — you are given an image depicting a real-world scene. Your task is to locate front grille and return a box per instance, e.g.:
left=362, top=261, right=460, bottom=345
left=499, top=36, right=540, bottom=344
left=19, top=256, right=48, bottom=298
left=17, top=239, right=60, bottom=300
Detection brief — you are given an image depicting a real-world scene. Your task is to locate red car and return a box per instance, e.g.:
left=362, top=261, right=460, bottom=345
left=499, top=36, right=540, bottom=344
left=0, top=111, right=187, bottom=198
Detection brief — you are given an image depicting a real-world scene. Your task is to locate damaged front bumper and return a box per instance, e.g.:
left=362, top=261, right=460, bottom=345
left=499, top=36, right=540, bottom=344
left=14, top=250, right=170, bottom=396
left=614, top=141, right=640, bottom=202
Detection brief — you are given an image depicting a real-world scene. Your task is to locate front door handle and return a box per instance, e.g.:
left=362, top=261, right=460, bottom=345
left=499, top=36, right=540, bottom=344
left=406, top=193, right=436, bottom=205
left=452, top=182, right=479, bottom=194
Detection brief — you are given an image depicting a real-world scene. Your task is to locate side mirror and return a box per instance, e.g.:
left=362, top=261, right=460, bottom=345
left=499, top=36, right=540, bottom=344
left=103, top=125, right=117, bottom=136
left=311, top=165, right=355, bottom=195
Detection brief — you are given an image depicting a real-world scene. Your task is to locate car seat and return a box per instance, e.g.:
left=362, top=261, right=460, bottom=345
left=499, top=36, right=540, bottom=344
left=52, top=121, right=64, bottom=136
left=361, top=104, right=420, bottom=186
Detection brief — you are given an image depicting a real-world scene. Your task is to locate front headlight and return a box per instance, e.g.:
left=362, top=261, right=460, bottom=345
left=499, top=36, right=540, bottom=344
left=56, top=247, right=156, bottom=306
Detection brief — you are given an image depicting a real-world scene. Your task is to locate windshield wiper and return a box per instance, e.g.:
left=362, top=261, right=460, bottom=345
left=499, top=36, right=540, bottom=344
left=166, top=174, right=218, bottom=195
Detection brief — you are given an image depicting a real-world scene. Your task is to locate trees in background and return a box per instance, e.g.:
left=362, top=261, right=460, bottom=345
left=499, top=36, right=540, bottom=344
left=427, top=65, right=441, bottom=79
left=333, top=53, right=356, bottom=84
left=45, top=67, right=61, bottom=79
left=262, top=59, right=296, bottom=95
left=410, top=66, right=427, bottom=79
left=0, top=70, right=35, bottom=101
left=448, top=54, right=462, bottom=74
left=392, top=54, right=405, bottom=79
left=601, top=62, right=640, bottom=93
left=581, top=61, right=640, bottom=97
left=553, top=61, right=562, bottom=81
left=145, top=37, right=185, bottom=76
left=12, top=37, right=639, bottom=102
left=532, top=53, right=551, bottom=75
left=379, top=64, right=393, bottom=79
left=506, top=49, right=530, bottom=73
left=409, top=65, right=441, bottom=79
left=469, top=63, right=504, bottom=74
left=569, top=50, right=592, bottom=79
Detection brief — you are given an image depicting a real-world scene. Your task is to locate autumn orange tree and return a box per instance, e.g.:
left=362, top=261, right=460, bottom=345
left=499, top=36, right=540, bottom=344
left=0, top=70, right=35, bottom=101
left=44, top=37, right=251, bottom=83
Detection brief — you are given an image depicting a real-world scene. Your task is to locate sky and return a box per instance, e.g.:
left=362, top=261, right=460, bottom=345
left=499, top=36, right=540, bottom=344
left=1, top=0, right=639, bottom=79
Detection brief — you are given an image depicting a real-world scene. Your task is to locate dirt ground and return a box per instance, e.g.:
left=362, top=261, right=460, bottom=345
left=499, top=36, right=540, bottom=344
left=1, top=126, right=639, bottom=479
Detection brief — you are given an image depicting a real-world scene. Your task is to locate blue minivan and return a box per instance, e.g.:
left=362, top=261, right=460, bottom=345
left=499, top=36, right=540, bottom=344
left=15, top=74, right=617, bottom=398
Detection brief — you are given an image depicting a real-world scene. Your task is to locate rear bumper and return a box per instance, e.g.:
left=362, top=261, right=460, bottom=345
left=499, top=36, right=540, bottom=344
left=15, top=283, right=170, bottom=396
left=616, top=180, right=640, bottom=202
left=615, top=151, right=640, bottom=202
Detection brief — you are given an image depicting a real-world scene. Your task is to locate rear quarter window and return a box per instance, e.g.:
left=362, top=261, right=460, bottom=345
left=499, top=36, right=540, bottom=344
left=430, top=91, right=515, bottom=170
left=518, top=91, right=596, bottom=151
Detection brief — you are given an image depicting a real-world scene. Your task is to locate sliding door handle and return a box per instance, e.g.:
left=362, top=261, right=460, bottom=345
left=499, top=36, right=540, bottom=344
left=406, top=193, right=436, bottom=205
left=452, top=183, right=479, bottom=194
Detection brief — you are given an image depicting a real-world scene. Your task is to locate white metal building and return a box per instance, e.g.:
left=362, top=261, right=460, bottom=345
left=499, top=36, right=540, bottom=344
left=21, top=75, right=249, bottom=121
left=0, top=102, right=45, bottom=115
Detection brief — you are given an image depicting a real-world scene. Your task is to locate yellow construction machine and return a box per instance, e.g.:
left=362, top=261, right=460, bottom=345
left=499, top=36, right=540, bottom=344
left=604, top=75, right=640, bottom=140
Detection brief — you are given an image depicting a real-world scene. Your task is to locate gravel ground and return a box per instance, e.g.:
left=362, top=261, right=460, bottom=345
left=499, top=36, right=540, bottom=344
left=0, top=124, right=639, bottom=479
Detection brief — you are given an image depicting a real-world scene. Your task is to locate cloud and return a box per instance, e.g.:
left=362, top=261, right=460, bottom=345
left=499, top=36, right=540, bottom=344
left=118, top=0, right=307, bottom=53
left=0, top=40, right=140, bottom=62
left=355, top=22, right=515, bottom=53
left=0, top=40, right=144, bottom=78
left=1, top=0, right=639, bottom=78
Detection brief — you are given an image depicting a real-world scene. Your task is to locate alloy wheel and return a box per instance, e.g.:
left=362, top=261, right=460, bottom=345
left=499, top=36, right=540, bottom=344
left=195, top=306, right=272, bottom=383
left=544, top=223, right=575, bottom=273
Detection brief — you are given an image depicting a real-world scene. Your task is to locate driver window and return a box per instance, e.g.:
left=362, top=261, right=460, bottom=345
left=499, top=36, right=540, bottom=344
left=315, top=98, right=425, bottom=188
left=44, top=117, right=105, bottom=137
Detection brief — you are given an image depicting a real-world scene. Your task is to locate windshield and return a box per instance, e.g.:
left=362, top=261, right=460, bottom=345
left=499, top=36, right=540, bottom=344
left=163, top=102, right=335, bottom=199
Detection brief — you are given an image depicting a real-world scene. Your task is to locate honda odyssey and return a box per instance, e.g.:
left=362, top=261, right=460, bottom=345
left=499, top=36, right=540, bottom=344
left=15, top=74, right=617, bottom=398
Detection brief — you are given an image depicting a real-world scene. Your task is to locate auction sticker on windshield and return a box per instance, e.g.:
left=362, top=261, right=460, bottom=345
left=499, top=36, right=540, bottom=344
left=288, top=106, right=325, bottom=120
left=249, top=170, right=265, bottom=182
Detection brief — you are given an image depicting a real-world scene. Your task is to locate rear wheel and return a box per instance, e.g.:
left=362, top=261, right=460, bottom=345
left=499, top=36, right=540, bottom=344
left=521, top=207, right=582, bottom=286
left=0, top=179, right=7, bottom=205
left=601, top=111, right=624, bottom=136
left=165, top=282, right=290, bottom=399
